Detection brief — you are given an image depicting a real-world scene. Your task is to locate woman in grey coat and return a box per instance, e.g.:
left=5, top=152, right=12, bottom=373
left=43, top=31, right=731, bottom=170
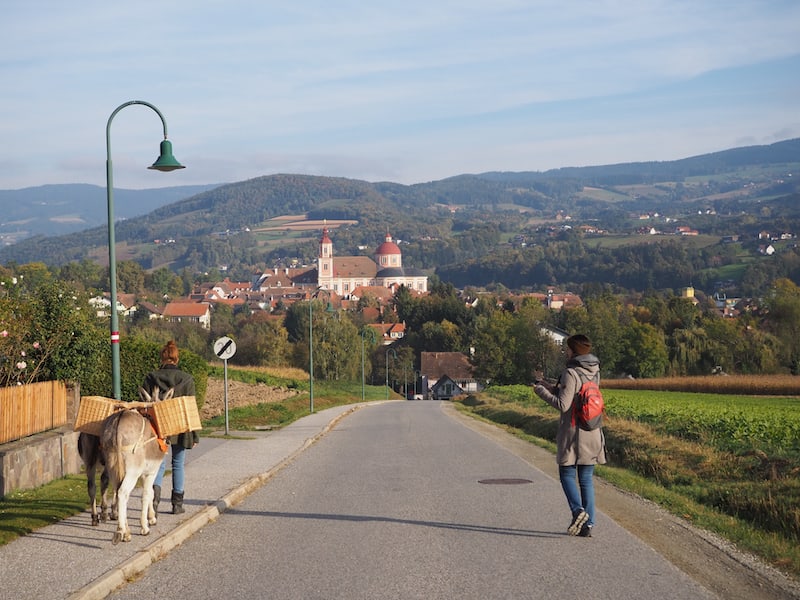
left=143, top=340, right=198, bottom=515
left=534, top=334, right=606, bottom=537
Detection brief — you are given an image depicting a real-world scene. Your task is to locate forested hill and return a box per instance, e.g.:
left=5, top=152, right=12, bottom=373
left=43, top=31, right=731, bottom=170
left=496, top=137, right=800, bottom=185
left=0, top=138, right=798, bottom=278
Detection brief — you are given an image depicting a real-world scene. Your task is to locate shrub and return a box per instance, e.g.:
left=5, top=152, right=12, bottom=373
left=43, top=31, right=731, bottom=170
left=82, top=336, right=207, bottom=409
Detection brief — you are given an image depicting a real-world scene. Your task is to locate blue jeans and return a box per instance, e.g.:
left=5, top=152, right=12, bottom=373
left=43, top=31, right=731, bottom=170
left=559, top=464, right=595, bottom=526
left=154, top=444, right=186, bottom=493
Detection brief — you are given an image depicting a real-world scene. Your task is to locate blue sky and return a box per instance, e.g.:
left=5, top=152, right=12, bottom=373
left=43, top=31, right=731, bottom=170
left=1, top=1, right=799, bottom=190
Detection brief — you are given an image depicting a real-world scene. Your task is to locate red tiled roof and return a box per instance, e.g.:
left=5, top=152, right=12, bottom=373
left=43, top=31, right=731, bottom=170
left=163, top=302, right=210, bottom=317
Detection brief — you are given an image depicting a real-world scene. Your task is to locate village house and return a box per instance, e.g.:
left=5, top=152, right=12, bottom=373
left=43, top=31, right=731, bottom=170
left=419, top=351, right=481, bottom=400
left=367, top=322, right=406, bottom=345
left=517, top=290, right=584, bottom=311
left=89, top=292, right=137, bottom=319
left=162, top=301, right=212, bottom=329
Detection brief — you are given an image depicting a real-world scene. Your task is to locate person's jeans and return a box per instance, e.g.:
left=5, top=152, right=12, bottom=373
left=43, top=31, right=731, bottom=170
left=559, top=464, right=595, bottom=526
left=154, top=444, right=186, bottom=493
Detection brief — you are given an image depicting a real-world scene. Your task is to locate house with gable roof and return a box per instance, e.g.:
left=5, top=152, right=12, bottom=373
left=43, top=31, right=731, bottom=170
left=367, top=322, right=406, bottom=345
left=420, top=351, right=481, bottom=400
left=163, top=301, right=212, bottom=329
left=89, top=292, right=137, bottom=319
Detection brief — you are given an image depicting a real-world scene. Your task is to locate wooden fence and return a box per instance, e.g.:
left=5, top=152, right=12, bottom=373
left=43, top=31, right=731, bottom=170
left=0, top=381, right=68, bottom=444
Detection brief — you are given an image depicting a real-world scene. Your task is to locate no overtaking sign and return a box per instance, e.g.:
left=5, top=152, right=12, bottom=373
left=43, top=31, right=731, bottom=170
left=214, top=336, right=236, bottom=435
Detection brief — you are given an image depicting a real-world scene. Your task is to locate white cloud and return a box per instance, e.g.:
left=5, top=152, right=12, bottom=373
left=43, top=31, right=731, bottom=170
left=1, top=1, right=799, bottom=189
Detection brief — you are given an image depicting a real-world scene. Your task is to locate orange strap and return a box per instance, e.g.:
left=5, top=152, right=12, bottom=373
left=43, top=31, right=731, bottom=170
left=139, top=409, right=169, bottom=453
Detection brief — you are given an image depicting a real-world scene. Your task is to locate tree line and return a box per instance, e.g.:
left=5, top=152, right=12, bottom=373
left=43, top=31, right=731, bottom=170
left=3, top=260, right=800, bottom=401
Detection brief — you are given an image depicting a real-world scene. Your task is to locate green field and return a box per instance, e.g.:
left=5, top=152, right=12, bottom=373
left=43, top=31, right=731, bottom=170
left=587, top=233, right=720, bottom=250
left=604, top=389, right=800, bottom=456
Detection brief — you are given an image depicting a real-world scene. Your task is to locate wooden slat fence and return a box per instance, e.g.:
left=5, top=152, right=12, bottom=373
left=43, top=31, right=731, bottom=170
left=0, top=381, right=68, bottom=444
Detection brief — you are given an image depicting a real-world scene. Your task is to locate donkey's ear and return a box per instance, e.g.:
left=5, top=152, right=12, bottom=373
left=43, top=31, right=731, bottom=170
left=139, top=387, right=153, bottom=402
left=163, top=388, right=175, bottom=400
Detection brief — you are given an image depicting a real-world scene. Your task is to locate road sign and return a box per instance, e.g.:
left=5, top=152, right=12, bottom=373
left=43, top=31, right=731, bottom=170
left=214, top=336, right=236, bottom=360
left=213, top=336, right=236, bottom=435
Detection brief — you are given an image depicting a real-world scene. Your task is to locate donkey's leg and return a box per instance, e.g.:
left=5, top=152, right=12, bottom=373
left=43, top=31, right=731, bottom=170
left=99, top=468, right=111, bottom=522
left=114, top=474, right=137, bottom=544
left=140, top=470, right=158, bottom=533
left=108, top=475, right=119, bottom=522
left=86, top=463, right=99, bottom=526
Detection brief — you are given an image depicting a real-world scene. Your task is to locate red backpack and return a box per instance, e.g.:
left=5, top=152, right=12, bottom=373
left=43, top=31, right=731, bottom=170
left=571, top=372, right=605, bottom=431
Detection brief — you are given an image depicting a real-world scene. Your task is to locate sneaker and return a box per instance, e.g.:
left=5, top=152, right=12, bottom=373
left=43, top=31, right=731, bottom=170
left=568, top=510, right=589, bottom=535
left=578, top=524, right=593, bottom=537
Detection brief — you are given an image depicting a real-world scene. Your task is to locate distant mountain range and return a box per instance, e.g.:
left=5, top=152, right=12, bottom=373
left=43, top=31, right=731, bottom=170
left=0, top=138, right=797, bottom=272
left=0, top=183, right=222, bottom=243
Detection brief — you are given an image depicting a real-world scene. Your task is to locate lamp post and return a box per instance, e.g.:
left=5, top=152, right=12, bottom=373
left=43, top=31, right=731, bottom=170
left=385, top=348, right=397, bottom=400
left=308, top=287, right=331, bottom=413
left=414, top=369, right=421, bottom=398
left=106, top=100, right=184, bottom=399
left=360, top=327, right=378, bottom=402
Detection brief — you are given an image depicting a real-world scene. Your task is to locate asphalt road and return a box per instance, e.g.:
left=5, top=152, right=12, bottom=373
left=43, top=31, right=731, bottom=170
left=106, top=401, right=716, bottom=599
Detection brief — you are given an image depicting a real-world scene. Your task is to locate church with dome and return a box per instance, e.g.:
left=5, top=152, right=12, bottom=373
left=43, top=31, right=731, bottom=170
left=316, top=227, right=428, bottom=296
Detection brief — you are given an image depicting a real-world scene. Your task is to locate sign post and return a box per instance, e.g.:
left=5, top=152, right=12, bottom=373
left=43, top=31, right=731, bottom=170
left=213, top=336, right=237, bottom=435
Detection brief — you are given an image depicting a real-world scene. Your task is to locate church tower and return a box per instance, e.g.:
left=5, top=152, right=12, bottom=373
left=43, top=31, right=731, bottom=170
left=317, top=227, right=334, bottom=289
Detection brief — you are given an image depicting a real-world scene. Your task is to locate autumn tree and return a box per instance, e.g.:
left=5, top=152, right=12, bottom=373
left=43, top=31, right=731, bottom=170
left=760, top=278, right=800, bottom=373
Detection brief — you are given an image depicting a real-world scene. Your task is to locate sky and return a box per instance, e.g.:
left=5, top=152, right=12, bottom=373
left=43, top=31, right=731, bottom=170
left=1, top=1, right=799, bottom=191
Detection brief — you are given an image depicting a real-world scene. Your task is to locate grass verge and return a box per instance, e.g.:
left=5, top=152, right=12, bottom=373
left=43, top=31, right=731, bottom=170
left=456, top=389, right=800, bottom=579
left=0, top=475, right=89, bottom=546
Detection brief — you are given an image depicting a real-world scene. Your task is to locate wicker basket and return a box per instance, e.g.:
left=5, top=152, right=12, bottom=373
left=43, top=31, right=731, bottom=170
left=74, top=396, right=124, bottom=436
left=150, top=395, right=201, bottom=437
left=74, top=395, right=200, bottom=438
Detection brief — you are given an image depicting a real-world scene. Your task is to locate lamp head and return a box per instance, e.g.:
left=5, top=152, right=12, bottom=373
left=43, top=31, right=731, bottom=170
left=149, top=139, right=185, bottom=171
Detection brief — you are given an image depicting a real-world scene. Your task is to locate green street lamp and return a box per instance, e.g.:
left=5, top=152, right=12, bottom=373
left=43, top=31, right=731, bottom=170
left=360, top=327, right=377, bottom=403
left=106, top=100, right=184, bottom=399
left=308, top=288, right=333, bottom=413
left=385, top=348, right=397, bottom=400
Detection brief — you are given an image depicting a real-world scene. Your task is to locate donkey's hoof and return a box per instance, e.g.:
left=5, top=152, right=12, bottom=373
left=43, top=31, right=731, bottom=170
left=112, top=532, right=123, bottom=545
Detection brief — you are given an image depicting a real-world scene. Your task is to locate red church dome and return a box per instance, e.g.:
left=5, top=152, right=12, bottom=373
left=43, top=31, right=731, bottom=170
left=375, top=232, right=401, bottom=256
